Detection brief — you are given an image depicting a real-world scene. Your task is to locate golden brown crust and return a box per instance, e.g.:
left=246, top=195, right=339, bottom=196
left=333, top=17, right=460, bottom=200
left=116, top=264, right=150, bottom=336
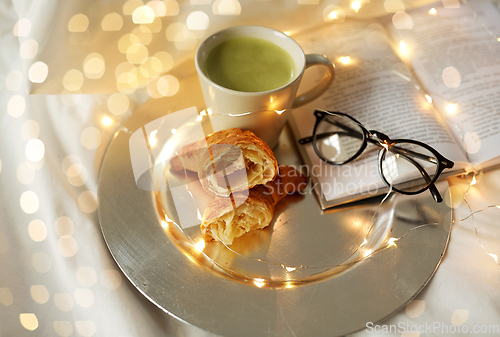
left=170, top=128, right=278, bottom=196
left=201, top=165, right=308, bottom=245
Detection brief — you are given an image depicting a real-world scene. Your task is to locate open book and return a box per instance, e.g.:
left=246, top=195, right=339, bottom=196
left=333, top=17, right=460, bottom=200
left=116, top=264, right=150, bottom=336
left=288, top=0, right=500, bottom=209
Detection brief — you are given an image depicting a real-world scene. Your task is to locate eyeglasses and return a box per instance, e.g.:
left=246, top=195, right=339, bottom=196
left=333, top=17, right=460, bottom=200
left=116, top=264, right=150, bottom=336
left=298, top=109, right=455, bottom=203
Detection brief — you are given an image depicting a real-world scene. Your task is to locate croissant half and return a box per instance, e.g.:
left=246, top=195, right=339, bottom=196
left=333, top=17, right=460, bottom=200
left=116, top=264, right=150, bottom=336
left=170, top=128, right=278, bottom=197
left=201, top=166, right=308, bottom=245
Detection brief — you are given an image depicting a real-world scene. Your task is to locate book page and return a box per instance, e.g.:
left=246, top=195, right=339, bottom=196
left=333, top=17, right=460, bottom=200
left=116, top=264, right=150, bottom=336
left=385, top=1, right=500, bottom=166
left=291, top=20, right=467, bottom=203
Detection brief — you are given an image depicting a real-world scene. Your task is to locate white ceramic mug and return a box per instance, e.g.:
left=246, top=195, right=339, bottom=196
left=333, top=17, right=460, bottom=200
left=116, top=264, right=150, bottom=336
left=195, top=25, right=335, bottom=148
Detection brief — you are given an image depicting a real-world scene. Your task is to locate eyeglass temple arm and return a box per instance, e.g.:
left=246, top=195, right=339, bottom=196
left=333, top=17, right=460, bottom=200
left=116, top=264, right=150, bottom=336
left=387, top=150, right=443, bottom=203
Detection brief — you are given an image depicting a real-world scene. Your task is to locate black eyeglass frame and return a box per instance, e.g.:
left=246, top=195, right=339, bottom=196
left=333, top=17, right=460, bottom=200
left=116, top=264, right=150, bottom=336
left=298, top=109, right=455, bottom=203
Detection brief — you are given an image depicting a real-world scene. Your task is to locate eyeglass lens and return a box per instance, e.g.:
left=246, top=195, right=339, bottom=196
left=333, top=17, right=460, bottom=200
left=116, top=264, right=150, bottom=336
left=313, top=114, right=365, bottom=164
left=380, top=142, right=439, bottom=193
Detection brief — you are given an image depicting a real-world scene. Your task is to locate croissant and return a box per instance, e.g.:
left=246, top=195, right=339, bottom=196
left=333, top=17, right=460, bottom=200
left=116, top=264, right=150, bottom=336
left=201, top=166, right=308, bottom=245
left=170, top=128, right=278, bottom=197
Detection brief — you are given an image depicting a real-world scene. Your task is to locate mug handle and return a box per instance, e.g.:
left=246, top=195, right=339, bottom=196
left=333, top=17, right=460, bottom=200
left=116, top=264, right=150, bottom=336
left=292, top=54, right=335, bottom=108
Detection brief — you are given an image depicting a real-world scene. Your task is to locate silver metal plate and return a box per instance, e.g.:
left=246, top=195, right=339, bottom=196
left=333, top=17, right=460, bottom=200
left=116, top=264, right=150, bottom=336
left=98, top=75, right=451, bottom=337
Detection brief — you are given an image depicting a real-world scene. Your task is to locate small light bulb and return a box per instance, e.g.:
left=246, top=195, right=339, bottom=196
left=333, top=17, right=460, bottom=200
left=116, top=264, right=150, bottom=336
left=253, top=278, right=266, bottom=288
left=329, top=11, right=338, bottom=19
left=490, top=253, right=498, bottom=263
left=351, top=1, right=361, bottom=12
left=102, top=116, right=113, bottom=125
left=446, top=103, right=458, bottom=114
left=399, top=40, right=407, bottom=52
left=429, top=8, right=437, bottom=15
left=339, top=56, right=351, bottom=64
left=387, top=237, right=398, bottom=247
left=194, top=239, right=205, bottom=252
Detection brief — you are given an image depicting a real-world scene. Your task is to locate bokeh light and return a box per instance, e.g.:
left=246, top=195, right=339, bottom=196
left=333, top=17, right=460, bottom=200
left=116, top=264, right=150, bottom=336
left=154, top=51, right=173, bottom=73
left=63, top=69, right=84, bottom=91
left=83, top=53, right=106, bottom=79
left=126, top=44, right=149, bottom=64
left=19, top=39, right=38, bottom=59
left=442, top=66, right=461, bottom=88
left=13, top=18, right=32, bottom=36
left=25, top=139, right=45, bottom=162
left=28, top=62, right=48, bottom=83
left=187, top=11, right=209, bottom=30
left=20, top=313, right=38, bottom=331
left=392, top=11, right=413, bottom=29
left=384, top=0, right=405, bottom=13
left=68, top=14, right=89, bottom=32
left=132, top=25, right=153, bottom=45
left=132, top=6, right=155, bottom=24
left=213, top=0, right=242, bottom=15
left=118, top=34, right=140, bottom=53
left=107, top=93, right=130, bottom=115
left=123, top=0, right=144, bottom=15
left=7, top=95, right=26, bottom=118
left=147, top=0, right=167, bottom=16
left=101, top=12, right=123, bottom=31
left=163, top=0, right=180, bottom=15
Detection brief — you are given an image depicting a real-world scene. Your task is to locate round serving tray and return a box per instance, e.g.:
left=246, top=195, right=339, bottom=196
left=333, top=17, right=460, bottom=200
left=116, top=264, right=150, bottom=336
left=98, top=74, right=451, bottom=337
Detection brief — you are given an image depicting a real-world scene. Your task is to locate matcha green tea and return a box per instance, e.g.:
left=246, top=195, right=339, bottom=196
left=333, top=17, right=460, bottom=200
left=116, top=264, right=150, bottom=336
left=204, top=37, right=296, bottom=92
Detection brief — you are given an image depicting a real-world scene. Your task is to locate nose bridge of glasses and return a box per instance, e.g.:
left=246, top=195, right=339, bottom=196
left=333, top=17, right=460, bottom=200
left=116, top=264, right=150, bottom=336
left=368, top=130, right=394, bottom=147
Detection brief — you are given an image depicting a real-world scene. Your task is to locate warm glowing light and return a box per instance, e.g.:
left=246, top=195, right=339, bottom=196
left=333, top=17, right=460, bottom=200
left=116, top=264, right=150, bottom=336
left=470, top=176, right=477, bottom=186
left=283, top=31, right=291, bottom=36
left=196, top=115, right=203, bottom=122
left=351, top=1, right=361, bottom=12
left=328, top=11, right=338, bottom=19
left=285, top=266, right=296, bottom=272
left=194, top=240, right=205, bottom=252
left=429, top=8, right=437, bottom=15
left=207, top=108, right=213, bottom=115
left=150, top=130, right=158, bottom=138
left=490, top=253, right=498, bottom=263
left=102, top=117, right=113, bottom=126
left=132, top=6, right=155, bottom=24
left=425, top=94, right=433, bottom=104
left=170, top=128, right=177, bottom=135
left=284, top=281, right=294, bottom=289
left=20, top=313, right=38, bottom=331
left=101, top=12, right=123, bottom=31
left=161, top=220, right=169, bottom=229
left=363, top=249, right=373, bottom=257
left=276, top=109, right=285, bottom=115
left=497, top=37, right=500, bottom=42
left=186, top=11, right=210, bottom=30
left=200, top=110, right=207, bottom=116
left=446, top=103, right=458, bottom=114
left=28, top=62, right=48, bottom=83
left=83, top=53, right=105, bottom=79
left=148, top=137, right=157, bottom=146
left=68, top=14, right=89, bottom=32
left=399, top=40, right=407, bottom=52
left=253, top=278, right=266, bottom=288
left=387, top=237, right=398, bottom=247
left=360, top=238, right=367, bottom=247
left=339, top=56, right=351, bottom=64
